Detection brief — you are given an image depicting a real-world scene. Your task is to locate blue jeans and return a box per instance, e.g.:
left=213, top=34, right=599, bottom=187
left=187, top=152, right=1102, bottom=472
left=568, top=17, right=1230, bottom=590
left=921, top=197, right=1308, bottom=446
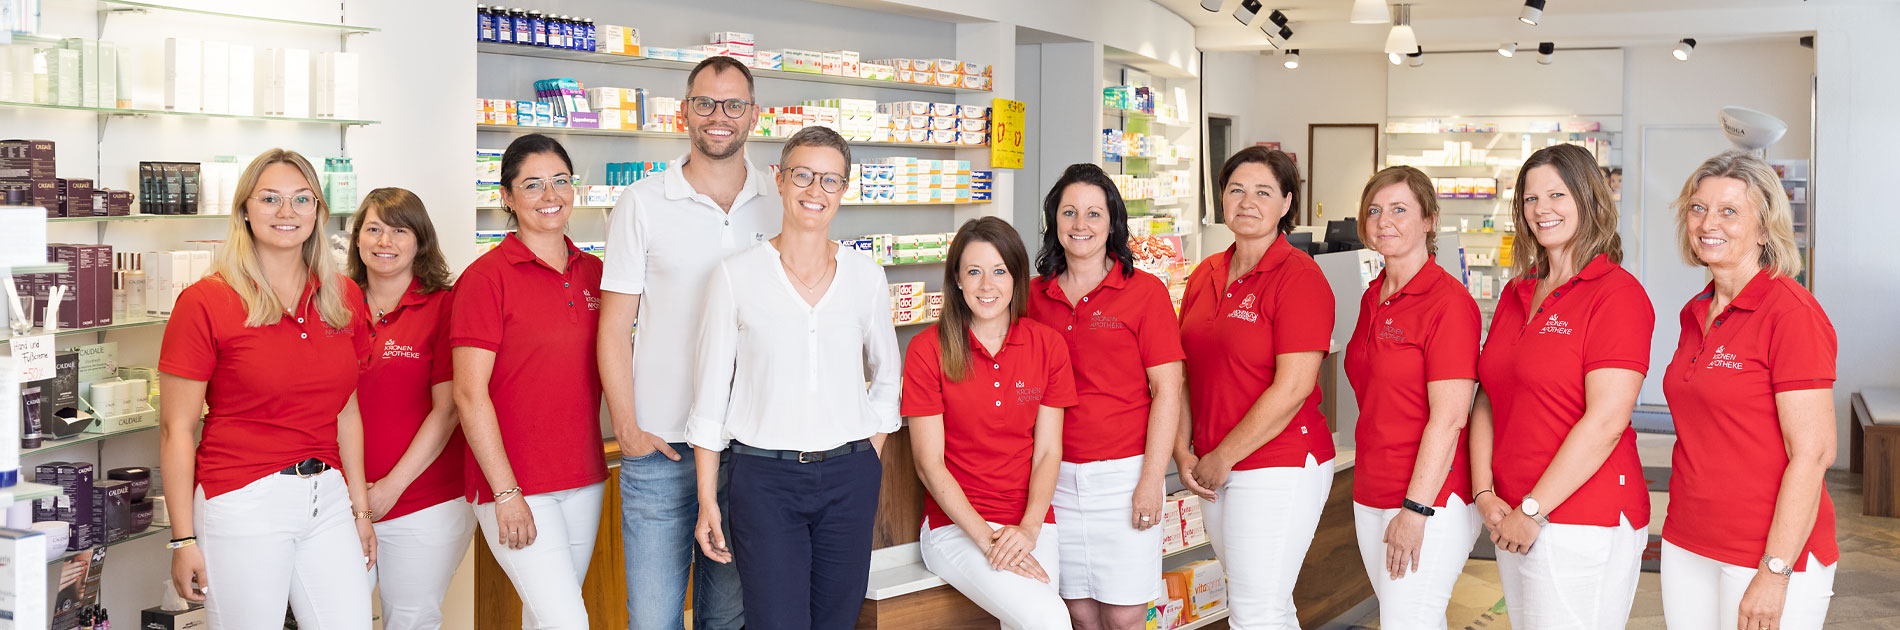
left=619, top=445, right=744, bottom=630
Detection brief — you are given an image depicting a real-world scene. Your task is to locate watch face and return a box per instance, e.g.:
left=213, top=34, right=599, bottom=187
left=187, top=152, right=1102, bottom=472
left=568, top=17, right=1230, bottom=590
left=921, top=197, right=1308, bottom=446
left=1522, top=497, right=1540, bottom=517
left=1768, top=557, right=1789, bottom=574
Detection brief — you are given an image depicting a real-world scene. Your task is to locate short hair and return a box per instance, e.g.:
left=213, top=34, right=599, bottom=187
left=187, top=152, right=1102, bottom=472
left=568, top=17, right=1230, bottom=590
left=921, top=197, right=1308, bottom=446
left=1610, top=167, right=1624, bottom=177
left=1035, top=163, right=1136, bottom=279
left=1509, top=144, right=1622, bottom=278
left=1356, top=166, right=1440, bottom=256
left=1218, top=146, right=1300, bottom=235
left=1672, top=150, right=1803, bottom=277
left=778, top=126, right=851, bottom=169
left=938, top=217, right=1031, bottom=382
left=348, top=187, right=453, bottom=294
left=686, top=56, right=755, bottom=99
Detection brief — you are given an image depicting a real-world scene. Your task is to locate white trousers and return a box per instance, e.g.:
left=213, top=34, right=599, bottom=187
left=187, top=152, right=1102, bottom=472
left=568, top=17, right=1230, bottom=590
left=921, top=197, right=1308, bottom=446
left=1660, top=541, right=1835, bottom=630
left=1201, top=454, right=1335, bottom=630
left=921, top=522, right=1071, bottom=630
left=1352, top=496, right=1482, bottom=630
left=194, top=469, right=371, bottom=630
left=1053, top=455, right=1164, bottom=605
left=372, top=499, right=477, bottom=630
left=1494, top=514, right=1646, bottom=630
left=472, top=482, right=605, bottom=630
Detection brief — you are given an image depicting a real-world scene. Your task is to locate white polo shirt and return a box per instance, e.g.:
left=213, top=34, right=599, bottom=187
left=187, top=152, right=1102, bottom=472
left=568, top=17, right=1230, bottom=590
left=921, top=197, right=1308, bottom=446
left=602, top=152, right=783, bottom=442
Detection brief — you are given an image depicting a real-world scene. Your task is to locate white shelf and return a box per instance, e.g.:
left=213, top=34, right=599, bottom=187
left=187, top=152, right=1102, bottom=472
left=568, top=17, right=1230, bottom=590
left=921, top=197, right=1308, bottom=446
left=1178, top=608, right=1230, bottom=629
left=7, top=481, right=61, bottom=502
left=1163, top=540, right=1210, bottom=559
left=477, top=42, right=990, bottom=94
left=477, top=124, right=974, bottom=151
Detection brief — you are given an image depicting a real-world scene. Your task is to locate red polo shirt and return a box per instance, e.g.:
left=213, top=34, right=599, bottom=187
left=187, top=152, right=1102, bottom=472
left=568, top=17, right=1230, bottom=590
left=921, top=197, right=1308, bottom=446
left=451, top=234, right=609, bottom=503
left=1027, top=263, right=1186, bottom=463
left=902, top=319, right=1078, bottom=529
left=1662, top=269, right=1837, bottom=570
left=359, top=278, right=466, bottom=521
left=1478, top=254, right=1653, bottom=528
left=1178, top=237, right=1335, bottom=471
left=160, top=274, right=370, bottom=499
left=1344, top=262, right=1481, bottom=509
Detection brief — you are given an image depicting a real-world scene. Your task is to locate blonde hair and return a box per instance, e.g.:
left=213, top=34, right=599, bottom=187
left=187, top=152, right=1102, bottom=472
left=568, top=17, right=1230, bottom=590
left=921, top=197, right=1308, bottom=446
left=1510, top=144, right=1623, bottom=279
left=1357, top=166, right=1441, bottom=256
left=216, top=149, right=353, bottom=329
left=1672, top=151, right=1803, bottom=278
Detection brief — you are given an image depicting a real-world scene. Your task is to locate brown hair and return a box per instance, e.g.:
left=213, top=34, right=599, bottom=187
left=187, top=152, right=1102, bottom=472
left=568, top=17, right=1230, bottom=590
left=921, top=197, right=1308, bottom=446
left=938, top=217, right=1031, bottom=382
left=1217, top=146, right=1300, bottom=235
left=1672, top=151, right=1803, bottom=277
left=1510, top=144, right=1622, bottom=279
left=348, top=188, right=453, bottom=294
left=1357, top=166, right=1441, bottom=256
left=687, top=55, right=755, bottom=99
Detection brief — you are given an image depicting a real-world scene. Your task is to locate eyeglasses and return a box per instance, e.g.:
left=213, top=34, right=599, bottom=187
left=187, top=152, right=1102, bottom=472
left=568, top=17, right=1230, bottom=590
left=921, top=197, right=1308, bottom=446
left=783, top=166, right=848, bottom=195
left=250, top=192, right=318, bottom=215
left=513, top=177, right=574, bottom=196
left=685, top=96, right=753, bottom=119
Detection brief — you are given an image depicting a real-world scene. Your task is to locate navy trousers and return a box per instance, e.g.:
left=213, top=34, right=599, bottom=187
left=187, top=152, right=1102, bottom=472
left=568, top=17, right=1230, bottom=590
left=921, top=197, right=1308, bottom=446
left=728, top=444, right=882, bottom=630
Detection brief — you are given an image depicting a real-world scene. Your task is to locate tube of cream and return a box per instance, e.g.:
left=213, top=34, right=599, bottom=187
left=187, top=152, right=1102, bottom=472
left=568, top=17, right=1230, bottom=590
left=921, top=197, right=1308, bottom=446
left=0, top=355, right=19, bottom=487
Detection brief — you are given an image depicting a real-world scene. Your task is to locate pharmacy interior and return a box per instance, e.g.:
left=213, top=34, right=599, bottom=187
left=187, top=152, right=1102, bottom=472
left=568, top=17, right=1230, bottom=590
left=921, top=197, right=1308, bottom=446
left=2, top=0, right=1899, bottom=628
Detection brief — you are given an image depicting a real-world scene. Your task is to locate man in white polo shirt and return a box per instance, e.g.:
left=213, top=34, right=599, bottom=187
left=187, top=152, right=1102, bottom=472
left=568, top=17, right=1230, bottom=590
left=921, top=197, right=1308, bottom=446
left=598, top=56, right=778, bottom=630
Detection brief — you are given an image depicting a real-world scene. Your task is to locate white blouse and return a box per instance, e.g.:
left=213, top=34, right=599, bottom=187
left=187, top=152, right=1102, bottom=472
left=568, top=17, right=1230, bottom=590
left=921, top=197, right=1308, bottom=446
left=684, top=241, right=903, bottom=452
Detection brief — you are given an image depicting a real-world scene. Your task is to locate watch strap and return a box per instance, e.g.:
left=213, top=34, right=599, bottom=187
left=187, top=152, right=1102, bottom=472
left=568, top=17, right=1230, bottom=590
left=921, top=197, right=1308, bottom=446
left=1401, top=498, right=1436, bottom=517
left=1763, top=554, right=1794, bottom=577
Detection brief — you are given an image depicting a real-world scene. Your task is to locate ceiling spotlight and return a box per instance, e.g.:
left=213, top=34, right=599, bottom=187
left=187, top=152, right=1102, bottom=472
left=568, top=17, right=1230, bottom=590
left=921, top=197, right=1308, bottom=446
left=1234, top=0, right=1262, bottom=25
left=1800, top=35, right=1814, bottom=49
left=1408, top=47, right=1424, bottom=67
left=1200, top=0, right=1222, bottom=11
left=1284, top=49, right=1300, bottom=69
left=1536, top=42, right=1555, bottom=65
left=1520, top=0, right=1545, bottom=26
left=1673, top=38, right=1696, bottom=61
left=1350, top=0, right=1388, bottom=24
left=1498, top=42, right=1517, bottom=57
left=1384, top=4, right=1418, bottom=59
left=1279, top=25, right=1294, bottom=41
left=1260, top=24, right=1283, bottom=49
left=1268, top=9, right=1289, bottom=26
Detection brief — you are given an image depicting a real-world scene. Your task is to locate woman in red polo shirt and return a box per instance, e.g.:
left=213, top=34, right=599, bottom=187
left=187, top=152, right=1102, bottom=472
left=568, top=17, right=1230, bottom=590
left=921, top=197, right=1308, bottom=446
left=1344, top=166, right=1482, bottom=630
left=1026, top=164, right=1185, bottom=629
left=1175, top=146, right=1336, bottom=629
left=1469, top=144, right=1653, bottom=629
left=1661, top=152, right=1837, bottom=630
left=905, top=216, right=1079, bottom=630
left=347, top=187, right=472, bottom=630
left=158, top=149, right=376, bottom=629
left=452, top=133, right=609, bottom=629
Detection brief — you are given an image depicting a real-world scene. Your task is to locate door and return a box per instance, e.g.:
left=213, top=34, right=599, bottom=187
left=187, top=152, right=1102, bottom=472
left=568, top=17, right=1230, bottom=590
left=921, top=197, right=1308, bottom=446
left=1308, top=124, right=1379, bottom=227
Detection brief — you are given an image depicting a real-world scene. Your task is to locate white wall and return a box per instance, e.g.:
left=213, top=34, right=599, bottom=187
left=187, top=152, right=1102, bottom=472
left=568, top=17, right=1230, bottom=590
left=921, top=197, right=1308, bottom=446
left=848, top=0, right=1198, bottom=78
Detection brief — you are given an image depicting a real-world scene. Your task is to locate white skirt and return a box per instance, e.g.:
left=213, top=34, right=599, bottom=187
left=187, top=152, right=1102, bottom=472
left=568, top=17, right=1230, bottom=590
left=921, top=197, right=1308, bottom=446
left=1052, top=455, right=1164, bottom=605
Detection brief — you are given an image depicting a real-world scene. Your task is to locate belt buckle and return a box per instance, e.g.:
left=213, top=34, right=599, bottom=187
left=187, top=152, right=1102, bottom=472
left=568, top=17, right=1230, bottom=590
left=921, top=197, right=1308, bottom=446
left=296, top=461, right=320, bottom=478
left=797, top=451, right=820, bottom=464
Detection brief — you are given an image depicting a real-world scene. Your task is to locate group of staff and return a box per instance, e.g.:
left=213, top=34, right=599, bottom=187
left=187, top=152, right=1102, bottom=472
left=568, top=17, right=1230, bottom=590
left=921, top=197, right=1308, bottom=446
left=154, top=56, right=1835, bottom=630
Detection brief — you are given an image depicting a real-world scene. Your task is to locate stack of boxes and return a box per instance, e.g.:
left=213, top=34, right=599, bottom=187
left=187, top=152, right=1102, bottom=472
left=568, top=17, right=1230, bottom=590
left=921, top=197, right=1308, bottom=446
left=583, top=85, right=647, bottom=131
left=1433, top=177, right=1499, bottom=200
left=1102, top=84, right=1156, bottom=114
left=873, top=58, right=991, bottom=90
left=596, top=24, right=642, bottom=56
left=1157, top=559, right=1227, bottom=629
left=795, top=98, right=888, bottom=142
left=881, top=101, right=989, bottom=146
left=138, top=248, right=215, bottom=317
left=34, top=462, right=95, bottom=551
left=481, top=89, right=988, bottom=146
left=0, top=37, right=120, bottom=108
left=1160, top=491, right=1209, bottom=554
left=161, top=38, right=358, bottom=118
left=1, top=140, right=132, bottom=218
left=706, top=32, right=755, bottom=67
left=887, top=282, right=943, bottom=326
left=475, top=149, right=501, bottom=208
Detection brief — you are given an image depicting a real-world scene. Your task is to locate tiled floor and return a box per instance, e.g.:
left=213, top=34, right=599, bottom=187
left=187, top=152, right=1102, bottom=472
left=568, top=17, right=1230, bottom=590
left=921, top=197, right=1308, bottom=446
left=1346, top=435, right=1900, bottom=629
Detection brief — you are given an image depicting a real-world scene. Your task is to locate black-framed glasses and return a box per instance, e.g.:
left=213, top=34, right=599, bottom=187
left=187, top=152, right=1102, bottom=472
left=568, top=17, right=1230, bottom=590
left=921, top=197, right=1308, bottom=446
left=250, top=192, right=319, bottom=215
left=513, top=176, right=574, bottom=196
left=783, top=166, right=848, bottom=195
left=686, top=96, right=753, bottom=118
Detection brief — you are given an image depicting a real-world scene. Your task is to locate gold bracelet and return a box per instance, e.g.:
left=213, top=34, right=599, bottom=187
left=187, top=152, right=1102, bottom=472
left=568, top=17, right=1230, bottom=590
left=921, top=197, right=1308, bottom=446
left=493, top=487, right=523, bottom=504
left=354, top=510, right=375, bottom=520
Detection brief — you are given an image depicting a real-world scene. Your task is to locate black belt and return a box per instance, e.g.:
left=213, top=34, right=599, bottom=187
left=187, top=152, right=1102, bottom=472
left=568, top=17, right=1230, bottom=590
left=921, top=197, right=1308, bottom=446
left=278, top=458, right=331, bottom=477
left=730, top=440, right=872, bottom=464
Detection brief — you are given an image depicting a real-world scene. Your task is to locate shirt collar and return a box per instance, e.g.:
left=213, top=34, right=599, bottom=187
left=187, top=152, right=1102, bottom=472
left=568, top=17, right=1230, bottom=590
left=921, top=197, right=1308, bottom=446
left=967, top=319, right=1030, bottom=359
left=663, top=151, right=774, bottom=205
left=498, top=232, right=582, bottom=272
left=1214, top=235, right=1297, bottom=283
left=1367, top=259, right=1443, bottom=297
left=1037, top=259, right=1131, bottom=302
left=1692, top=267, right=1776, bottom=312
left=1515, top=252, right=1618, bottom=301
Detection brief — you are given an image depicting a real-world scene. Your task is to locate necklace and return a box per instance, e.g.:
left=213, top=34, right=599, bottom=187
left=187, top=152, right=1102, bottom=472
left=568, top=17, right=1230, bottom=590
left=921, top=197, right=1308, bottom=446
left=781, top=255, right=834, bottom=295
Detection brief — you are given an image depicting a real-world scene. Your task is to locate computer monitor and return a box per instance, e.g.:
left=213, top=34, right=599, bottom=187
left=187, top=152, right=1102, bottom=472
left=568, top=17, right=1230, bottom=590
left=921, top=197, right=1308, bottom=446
left=1325, top=219, right=1362, bottom=251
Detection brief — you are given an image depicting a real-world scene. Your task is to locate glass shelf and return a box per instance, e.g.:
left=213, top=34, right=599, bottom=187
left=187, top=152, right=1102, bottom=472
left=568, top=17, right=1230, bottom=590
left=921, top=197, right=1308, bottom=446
left=476, top=42, right=985, bottom=94
left=5, top=262, right=69, bottom=274
left=0, top=100, right=377, bottom=125
left=49, top=211, right=354, bottom=223
left=0, top=314, right=168, bottom=340
left=23, top=425, right=158, bottom=457
left=91, top=0, right=378, bottom=33
left=476, top=124, right=971, bottom=151
left=896, top=318, right=939, bottom=328
left=12, top=481, right=61, bottom=502
left=49, top=525, right=171, bottom=565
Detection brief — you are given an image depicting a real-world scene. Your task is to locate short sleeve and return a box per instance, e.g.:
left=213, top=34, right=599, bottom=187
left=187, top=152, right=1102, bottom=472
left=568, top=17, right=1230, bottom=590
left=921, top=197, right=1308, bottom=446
left=158, top=282, right=222, bottom=381
left=1766, top=297, right=1837, bottom=393
left=1133, top=274, right=1187, bottom=368
left=450, top=267, right=504, bottom=352
left=900, top=331, right=946, bottom=417
left=1583, top=285, right=1656, bottom=374
left=340, top=281, right=373, bottom=368
left=1040, top=330, right=1080, bottom=408
left=1270, top=268, right=1335, bottom=355
left=600, top=187, right=648, bottom=295
left=429, top=289, right=456, bottom=386
left=1177, top=264, right=1207, bottom=327
left=1423, top=293, right=1482, bottom=382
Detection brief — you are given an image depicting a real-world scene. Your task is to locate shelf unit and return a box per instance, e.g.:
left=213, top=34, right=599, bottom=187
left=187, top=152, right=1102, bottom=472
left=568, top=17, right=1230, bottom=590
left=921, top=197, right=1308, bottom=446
left=0, top=314, right=169, bottom=341
left=86, top=0, right=379, bottom=33
left=22, top=425, right=158, bottom=458
left=0, top=100, right=378, bottom=126
left=1178, top=608, right=1231, bottom=630
left=478, top=42, right=989, bottom=94
left=49, top=525, right=170, bottom=566
left=476, top=123, right=979, bottom=151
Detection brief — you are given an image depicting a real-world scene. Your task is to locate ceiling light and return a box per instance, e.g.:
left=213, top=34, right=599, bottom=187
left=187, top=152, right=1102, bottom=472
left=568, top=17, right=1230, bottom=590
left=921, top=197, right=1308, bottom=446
left=1260, top=24, right=1283, bottom=49
left=1268, top=9, right=1289, bottom=27
left=1673, top=38, right=1696, bottom=61
left=1389, top=52, right=1403, bottom=65
left=1350, top=0, right=1388, bottom=24
left=1200, top=0, right=1222, bottom=12
left=1284, top=50, right=1300, bottom=69
left=1536, top=42, right=1555, bottom=65
left=1520, top=0, right=1545, bottom=26
left=1498, top=42, right=1517, bottom=57
left=1408, top=48, right=1424, bottom=67
left=1279, top=25, right=1294, bottom=41
left=1234, top=0, right=1262, bottom=25
left=1384, top=4, right=1417, bottom=58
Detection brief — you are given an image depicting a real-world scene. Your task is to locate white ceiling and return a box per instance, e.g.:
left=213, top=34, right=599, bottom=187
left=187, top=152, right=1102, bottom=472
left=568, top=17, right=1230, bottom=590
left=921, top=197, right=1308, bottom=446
left=1156, top=0, right=1819, bottom=52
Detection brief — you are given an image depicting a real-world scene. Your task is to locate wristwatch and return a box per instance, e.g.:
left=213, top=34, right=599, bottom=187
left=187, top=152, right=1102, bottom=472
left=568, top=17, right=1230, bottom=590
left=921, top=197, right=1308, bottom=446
left=1763, top=554, right=1793, bottom=577
left=1520, top=496, right=1549, bottom=525
left=1401, top=498, right=1436, bottom=517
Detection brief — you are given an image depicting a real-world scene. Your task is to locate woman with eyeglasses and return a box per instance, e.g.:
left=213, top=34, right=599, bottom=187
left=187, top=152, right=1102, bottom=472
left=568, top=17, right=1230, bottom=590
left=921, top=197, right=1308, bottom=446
left=685, top=126, right=902, bottom=630
left=159, top=148, right=376, bottom=629
left=451, top=133, right=608, bottom=628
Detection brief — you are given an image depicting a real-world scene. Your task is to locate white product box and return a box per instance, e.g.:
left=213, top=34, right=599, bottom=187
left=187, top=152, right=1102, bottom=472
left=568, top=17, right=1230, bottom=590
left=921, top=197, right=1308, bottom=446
left=187, top=250, right=212, bottom=285
left=227, top=44, right=253, bottom=115
left=755, top=50, right=783, bottom=70
left=79, top=39, right=100, bottom=107
left=710, top=31, right=754, bottom=46
left=51, top=47, right=80, bottom=106
left=0, top=529, right=48, bottom=630
left=164, top=38, right=203, bottom=112
left=201, top=40, right=229, bottom=115
left=586, top=87, right=623, bottom=110
left=281, top=48, right=310, bottom=118
left=1185, top=560, right=1226, bottom=619
left=254, top=48, right=282, bottom=115
left=98, top=42, right=118, bottom=109
left=820, top=51, right=842, bottom=76
left=317, top=51, right=359, bottom=119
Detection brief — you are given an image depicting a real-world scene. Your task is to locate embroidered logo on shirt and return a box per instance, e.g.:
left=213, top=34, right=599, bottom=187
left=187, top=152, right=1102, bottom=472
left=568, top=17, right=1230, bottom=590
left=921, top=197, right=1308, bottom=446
left=582, top=288, right=601, bottom=311
left=1227, top=293, right=1260, bottom=323
left=1088, top=309, right=1125, bottom=330
left=1706, top=345, right=1745, bottom=370
left=1378, top=319, right=1407, bottom=343
left=380, top=338, right=422, bottom=360
left=1538, top=314, right=1573, bottom=336
left=1014, top=381, right=1044, bottom=405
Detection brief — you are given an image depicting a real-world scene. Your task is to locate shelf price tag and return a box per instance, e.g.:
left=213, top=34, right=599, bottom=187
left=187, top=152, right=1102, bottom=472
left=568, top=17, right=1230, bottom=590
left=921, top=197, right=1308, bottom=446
left=990, top=98, right=1026, bottom=170
left=10, top=335, right=54, bottom=383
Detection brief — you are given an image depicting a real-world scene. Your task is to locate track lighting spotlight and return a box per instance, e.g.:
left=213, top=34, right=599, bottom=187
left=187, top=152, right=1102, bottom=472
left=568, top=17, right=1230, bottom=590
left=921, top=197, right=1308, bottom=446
left=1268, top=10, right=1289, bottom=27
left=1407, top=48, right=1424, bottom=67
left=1673, top=38, right=1696, bottom=61
left=1200, top=0, right=1222, bottom=11
left=1536, top=42, right=1555, bottom=65
left=1498, top=42, right=1516, bottom=57
left=1284, top=50, right=1300, bottom=69
left=1234, top=0, right=1262, bottom=25
left=1520, top=0, right=1545, bottom=26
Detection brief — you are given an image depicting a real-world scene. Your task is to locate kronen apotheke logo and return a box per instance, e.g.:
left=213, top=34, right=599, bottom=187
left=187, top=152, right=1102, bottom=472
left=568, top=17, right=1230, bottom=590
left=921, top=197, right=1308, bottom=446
left=1707, top=345, right=1744, bottom=370
left=1538, top=314, right=1573, bottom=335
left=381, top=338, right=421, bottom=360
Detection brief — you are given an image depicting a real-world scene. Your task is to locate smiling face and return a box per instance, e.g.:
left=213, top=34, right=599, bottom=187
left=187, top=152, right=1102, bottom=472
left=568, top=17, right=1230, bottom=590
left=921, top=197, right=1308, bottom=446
left=957, top=241, right=1013, bottom=323
left=499, top=151, right=574, bottom=236
left=1365, top=182, right=1431, bottom=260
left=355, top=205, right=419, bottom=279
left=1521, top=164, right=1581, bottom=253
left=1055, top=182, right=1112, bottom=262
left=682, top=67, right=756, bottom=161
left=1222, top=162, right=1292, bottom=240
left=777, top=145, right=846, bottom=233
left=244, top=162, right=320, bottom=255
left=1684, top=176, right=1765, bottom=271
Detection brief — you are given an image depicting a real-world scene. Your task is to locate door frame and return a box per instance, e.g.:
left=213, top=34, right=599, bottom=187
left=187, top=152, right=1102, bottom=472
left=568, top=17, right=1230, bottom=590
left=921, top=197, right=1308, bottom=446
left=1305, top=123, right=1381, bottom=226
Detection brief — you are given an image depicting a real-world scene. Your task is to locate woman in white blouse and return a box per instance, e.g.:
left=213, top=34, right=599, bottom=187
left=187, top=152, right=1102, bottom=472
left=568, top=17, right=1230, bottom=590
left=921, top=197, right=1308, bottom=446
left=685, top=126, right=904, bottom=630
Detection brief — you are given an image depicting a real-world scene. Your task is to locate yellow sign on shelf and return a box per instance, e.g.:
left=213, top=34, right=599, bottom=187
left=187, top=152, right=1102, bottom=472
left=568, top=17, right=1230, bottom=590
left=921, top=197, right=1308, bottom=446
left=990, top=98, right=1026, bottom=169
left=1499, top=234, right=1515, bottom=267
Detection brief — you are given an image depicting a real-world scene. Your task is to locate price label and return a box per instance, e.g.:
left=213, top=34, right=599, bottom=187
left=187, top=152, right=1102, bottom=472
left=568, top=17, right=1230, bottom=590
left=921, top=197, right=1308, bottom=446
left=989, top=98, right=1027, bottom=170
left=10, top=334, right=54, bottom=382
